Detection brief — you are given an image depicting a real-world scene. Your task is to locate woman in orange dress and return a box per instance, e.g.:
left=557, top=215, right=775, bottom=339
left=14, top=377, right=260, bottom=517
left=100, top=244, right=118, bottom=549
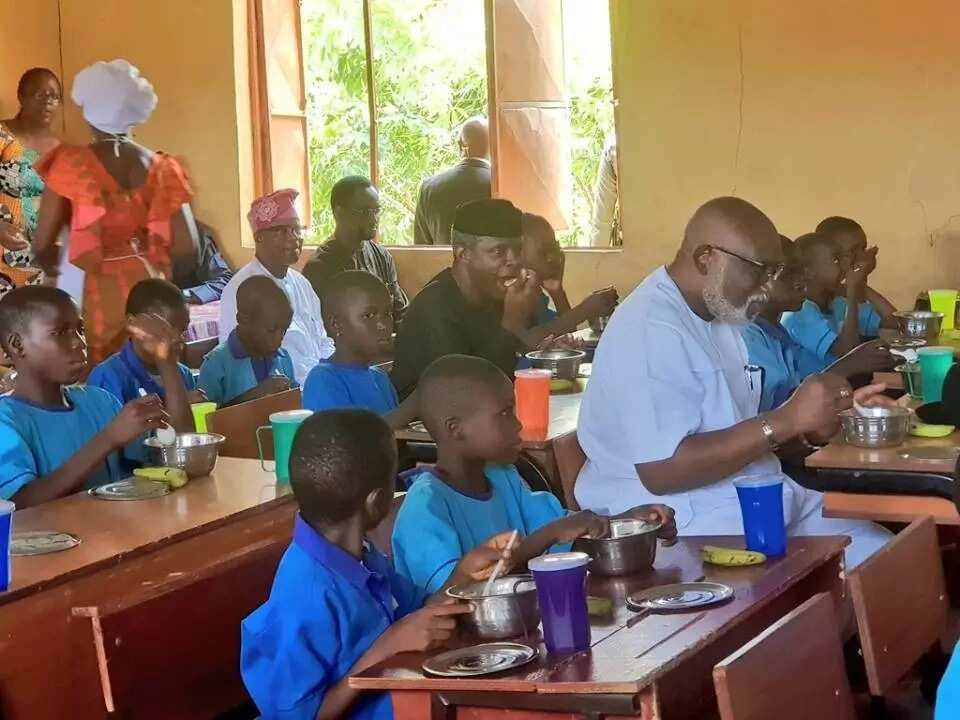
left=32, top=60, right=196, bottom=363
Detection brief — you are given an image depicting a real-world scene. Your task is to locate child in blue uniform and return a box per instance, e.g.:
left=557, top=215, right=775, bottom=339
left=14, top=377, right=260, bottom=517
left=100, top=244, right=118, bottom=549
left=88, top=279, right=198, bottom=433
left=240, top=409, right=509, bottom=720
left=0, top=287, right=169, bottom=507
left=816, top=216, right=897, bottom=331
left=391, top=354, right=678, bottom=593
left=303, top=271, right=416, bottom=428
left=198, top=275, right=297, bottom=406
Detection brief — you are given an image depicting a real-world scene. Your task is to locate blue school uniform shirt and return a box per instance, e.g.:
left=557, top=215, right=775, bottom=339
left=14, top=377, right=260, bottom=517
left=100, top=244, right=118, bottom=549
left=781, top=299, right=882, bottom=361
left=741, top=317, right=828, bottom=411
left=198, top=331, right=298, bottom=406
left=241, top=515, right=426, bottom=720
left=88, top=340, right=198, bottom=405
left=302, top=361, right=398, bottom=415
left=392, top=464, right=569, bottom=593
left=0, top=386, right=125, bottom=499
left=937, top=644, right=960, bottom=718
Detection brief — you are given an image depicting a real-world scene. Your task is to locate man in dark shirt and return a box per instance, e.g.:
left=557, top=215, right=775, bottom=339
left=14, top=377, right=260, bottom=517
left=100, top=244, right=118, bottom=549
left=413, top=116, right=491, bottom=245
left=303, top=176, right=409, bottom=320
left=172, top=221, right=234, bottom=304
left=392, top=198, right=548, bottom=399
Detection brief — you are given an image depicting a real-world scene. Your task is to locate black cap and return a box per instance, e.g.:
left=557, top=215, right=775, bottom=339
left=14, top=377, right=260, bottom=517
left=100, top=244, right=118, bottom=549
left=452, top=199, right=522, bottom=238
left=916, top=361, right=960, bottom=425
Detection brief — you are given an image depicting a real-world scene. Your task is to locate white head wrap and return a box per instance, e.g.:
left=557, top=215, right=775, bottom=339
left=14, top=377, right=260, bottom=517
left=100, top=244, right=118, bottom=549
left=71, top=59, right=157, bottom=136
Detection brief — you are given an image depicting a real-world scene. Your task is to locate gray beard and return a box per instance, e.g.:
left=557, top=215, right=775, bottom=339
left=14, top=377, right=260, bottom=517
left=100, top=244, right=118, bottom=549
left=702, top=269, right=767, bottom=326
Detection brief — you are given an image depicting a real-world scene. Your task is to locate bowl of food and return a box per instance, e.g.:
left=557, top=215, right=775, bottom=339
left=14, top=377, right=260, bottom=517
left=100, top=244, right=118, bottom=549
left=893, top=311, right=944, bottom=341
left=838, top=407, right=912, bottom=448
left=446, top=575, right=540, bottom=640
left=525, top=349, right=586, bottom=380
left=573, top=518, right=660, bottom=576
left=144, top=432, right=226, bottom=478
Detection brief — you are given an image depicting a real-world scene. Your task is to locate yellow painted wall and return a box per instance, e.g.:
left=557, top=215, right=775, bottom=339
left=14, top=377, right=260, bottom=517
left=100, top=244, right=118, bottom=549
left=0, top=0, right=63, bottom=124
left=392, top=0, right=960, bottom=309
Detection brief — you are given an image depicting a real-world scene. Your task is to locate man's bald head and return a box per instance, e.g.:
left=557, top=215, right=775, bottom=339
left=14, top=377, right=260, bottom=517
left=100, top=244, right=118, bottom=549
left=681, top=197, right=780, bottom=261
left=459, top=116, right=489, bottom=159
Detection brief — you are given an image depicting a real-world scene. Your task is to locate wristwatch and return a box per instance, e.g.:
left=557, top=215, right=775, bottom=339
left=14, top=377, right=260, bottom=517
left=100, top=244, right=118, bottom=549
left=759, top=417, right=780, bottom=451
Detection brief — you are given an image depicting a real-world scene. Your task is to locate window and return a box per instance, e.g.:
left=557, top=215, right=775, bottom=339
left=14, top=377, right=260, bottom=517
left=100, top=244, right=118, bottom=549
left=251, top=0, right=620, bottom=248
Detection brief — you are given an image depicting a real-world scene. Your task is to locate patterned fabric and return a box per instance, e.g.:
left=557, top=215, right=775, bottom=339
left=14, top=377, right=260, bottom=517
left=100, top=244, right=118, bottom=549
left=36, top=145, right=192, bottom=362
left=0, top=125, right=44, bottom=294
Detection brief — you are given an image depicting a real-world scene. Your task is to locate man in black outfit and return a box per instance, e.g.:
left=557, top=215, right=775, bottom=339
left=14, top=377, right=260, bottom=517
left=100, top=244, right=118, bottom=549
left=413, top=116, right=491, bottom=246
left=392, top=198, right=551, bottom=399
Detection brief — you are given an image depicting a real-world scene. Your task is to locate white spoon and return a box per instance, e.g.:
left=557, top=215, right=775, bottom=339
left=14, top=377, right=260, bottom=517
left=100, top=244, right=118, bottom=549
left=138, top=388, right=176, bottom=445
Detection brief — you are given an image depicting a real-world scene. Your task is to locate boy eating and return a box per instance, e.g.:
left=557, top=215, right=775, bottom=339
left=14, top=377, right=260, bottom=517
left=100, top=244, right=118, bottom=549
left=0, top=287, right=169, bottom=507
left=241, top=408, right=511, bottom=720
left=303, top=271, right=417, bottom=428
left=391, top=354, right=677, bottom=593
left=88, top=278, right=198, bottom=432
left=198, top=275, right=297, bottom=406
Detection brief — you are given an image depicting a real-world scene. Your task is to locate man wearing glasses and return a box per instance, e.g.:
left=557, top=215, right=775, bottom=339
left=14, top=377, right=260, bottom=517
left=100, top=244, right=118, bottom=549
left=575, top=197, right=892, bottom=568
left=304, top=176, right=409, bottom=321
left=219, top=189, right=334, bottom=384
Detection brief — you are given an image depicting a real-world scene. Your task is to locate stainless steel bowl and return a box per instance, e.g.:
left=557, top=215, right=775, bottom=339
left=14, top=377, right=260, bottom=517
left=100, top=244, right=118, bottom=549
left=144, top=432, right=226, bottom=478
left=573, top=519, right=660, bottom=576
left=838, top=408, right=912, bottom=448
left=525, top=349, right=586, bottom=380
left=894, top=311, right=944, bottom=341
left=446, top=575, right=540, bottom=640
left=895, top=363, right=923, bottom=401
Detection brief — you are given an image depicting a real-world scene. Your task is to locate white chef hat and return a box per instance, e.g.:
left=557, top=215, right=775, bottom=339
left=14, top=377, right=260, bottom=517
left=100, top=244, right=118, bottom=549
left=71, top=59, right=157, bottom=136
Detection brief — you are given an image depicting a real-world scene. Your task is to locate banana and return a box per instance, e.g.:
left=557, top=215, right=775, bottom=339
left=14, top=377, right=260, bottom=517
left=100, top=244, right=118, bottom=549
left=701, top=545, right=766, bottom=567
left=134, top=467, right=189, bottom=489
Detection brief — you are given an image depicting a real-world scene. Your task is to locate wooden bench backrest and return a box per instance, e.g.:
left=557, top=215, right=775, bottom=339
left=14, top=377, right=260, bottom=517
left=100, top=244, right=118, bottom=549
left=72, top=538, right=286, bottom=719
left=553, top=430, right=585, bottom=510
left=713, top=592, right=855, bottom=720
left=183, top=336, right=218, bottom=369
left=848, top=515, right=948, bottom=696
left=207, top=388, right=302, bottom=460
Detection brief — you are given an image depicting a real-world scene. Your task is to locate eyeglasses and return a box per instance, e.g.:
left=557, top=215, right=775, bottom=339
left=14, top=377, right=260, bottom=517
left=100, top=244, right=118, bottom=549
left=347, top=206, right=382, bottom=219
left=709, top=245, right=785, bottom=281
left=30, top=91, right=60, bottom=106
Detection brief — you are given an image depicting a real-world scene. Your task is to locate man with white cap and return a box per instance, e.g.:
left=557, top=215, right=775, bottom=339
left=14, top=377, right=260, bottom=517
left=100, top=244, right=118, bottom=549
left=219, top=189, right=334, bottom=384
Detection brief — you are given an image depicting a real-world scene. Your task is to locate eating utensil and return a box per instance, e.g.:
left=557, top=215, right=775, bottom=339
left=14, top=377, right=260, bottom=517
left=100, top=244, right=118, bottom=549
left=138, top=388, right=176, bottom=445
left=422, top=642, right=537, bottom=677
left=446, top=575, right=540, bottom=640
left=483, top=529, right=519, bottom=596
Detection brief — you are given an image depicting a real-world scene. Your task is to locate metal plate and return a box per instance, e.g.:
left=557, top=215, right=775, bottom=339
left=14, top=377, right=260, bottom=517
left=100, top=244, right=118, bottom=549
left=11, top=531, right=80, bottom=556
left=627, top=582, right=734, bottom=611
left=423, top=642, right=537, bottom=677
left=897, top=446, right=960, bottom=461
left=90, top=478, right=171, bottom=501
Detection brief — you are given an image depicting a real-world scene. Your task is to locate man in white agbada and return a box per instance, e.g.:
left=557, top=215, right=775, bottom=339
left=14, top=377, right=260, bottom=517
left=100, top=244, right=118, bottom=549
left=219, top=189, right=334, bottom=384
left=576, top=197, right=891, bottom=567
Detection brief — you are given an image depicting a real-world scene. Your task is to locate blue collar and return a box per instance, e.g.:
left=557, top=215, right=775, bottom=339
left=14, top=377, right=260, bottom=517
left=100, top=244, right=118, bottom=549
left=227, top=329, right=251, bottom=360
left=293, top=515, right=378, bottom=593
left=228, top=330, right=281, bottom=383
left=119, top=340, right=163, bottom=397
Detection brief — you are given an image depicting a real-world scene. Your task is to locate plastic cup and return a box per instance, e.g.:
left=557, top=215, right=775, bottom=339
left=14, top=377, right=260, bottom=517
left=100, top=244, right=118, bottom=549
left=733, top=478, right=786, bottom=557
left=191, top=402, right=217, bottom=433
left=515, top=369, right=551, bottom=440
left=256, top=410, right=313, bottom=484
left=528, top=551, right=591, bottom=653
left=0, top=500, right=14, bottom=592
left=928, top=290, right=958, bottom=331
left=918, top=346, right=955, bottom=403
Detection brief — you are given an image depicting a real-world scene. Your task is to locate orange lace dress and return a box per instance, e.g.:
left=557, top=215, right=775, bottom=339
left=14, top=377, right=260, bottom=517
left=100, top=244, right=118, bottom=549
left=36, top=145, right=192, bottom=362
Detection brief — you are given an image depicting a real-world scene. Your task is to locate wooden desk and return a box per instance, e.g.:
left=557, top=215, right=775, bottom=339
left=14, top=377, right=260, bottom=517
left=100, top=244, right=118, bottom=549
left=806, top=433, right=959, bottom=474
left=823, top=491, right=960, bottom=525
left=0, top=457, right=295, bottom=719
left=351, top=536, right=847, bottom=720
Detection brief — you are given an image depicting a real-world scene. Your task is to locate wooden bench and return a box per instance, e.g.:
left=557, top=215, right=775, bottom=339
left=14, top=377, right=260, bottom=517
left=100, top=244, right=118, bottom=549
left=207, top=388, right=302, bottom=460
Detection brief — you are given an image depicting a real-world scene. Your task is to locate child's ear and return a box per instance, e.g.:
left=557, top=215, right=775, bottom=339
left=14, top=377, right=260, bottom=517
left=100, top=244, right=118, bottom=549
left=446, top=415, right=464, bottom=442
left=328, top=314, right=342, bottom=338
left=363, top=486, right=390, bottom=527
left=6, top=332, right=24, bottom=359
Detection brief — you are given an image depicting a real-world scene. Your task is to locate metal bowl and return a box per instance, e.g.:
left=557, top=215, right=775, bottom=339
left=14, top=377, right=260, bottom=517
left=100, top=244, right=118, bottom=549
left=446, top=575, right=540, bottom=640
left=573, top=518, right=660, bottom=576
left=838, top=407, right=912, bottom=448
left=524, top=349, right=586, bottom=380
left=893, top=311, right=944, bottom=341
left=144, top=432, right=226, bottom=478
left=895, top=363, right=923, bottom=401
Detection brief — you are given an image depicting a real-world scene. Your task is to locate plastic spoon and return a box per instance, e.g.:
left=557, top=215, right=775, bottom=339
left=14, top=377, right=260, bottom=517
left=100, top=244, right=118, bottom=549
left=482, top=529, right=519, bottom=596
left=138, top=388, right=176, bottom=445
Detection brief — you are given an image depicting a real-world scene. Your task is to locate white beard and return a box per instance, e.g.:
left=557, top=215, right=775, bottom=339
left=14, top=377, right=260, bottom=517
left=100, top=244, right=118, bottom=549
left=702, top=265, right=767, bottom=326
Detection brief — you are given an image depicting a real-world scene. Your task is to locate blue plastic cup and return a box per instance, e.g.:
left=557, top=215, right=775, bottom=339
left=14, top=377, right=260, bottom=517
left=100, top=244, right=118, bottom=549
left=0, top=499, right=14, bottom=591
left=528, top=551, right=591, bottom=653
left=733, top=478, right=786, bottom=557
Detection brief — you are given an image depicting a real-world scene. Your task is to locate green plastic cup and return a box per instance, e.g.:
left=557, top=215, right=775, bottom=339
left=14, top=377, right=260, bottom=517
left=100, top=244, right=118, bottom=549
left=918, top=346, right=955, bottom=403
left=256, top=410, right=313, bottom=484
left=191, top=402, right=217, bottom=433
left=928, top=290, right=958, bottom=331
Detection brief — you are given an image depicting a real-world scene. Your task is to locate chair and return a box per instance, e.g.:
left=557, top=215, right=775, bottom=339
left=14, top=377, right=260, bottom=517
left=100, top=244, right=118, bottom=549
left=72, top=538, right=286, bottom=719
left=367, top=492, right=406, bottom=560
left=183, top=336, right=218, bottom=369
left=207, top=388, right=302, bottom=460
left=713, top=592, right=855, bottom=720
left=553, top=430, right=585, bottom=510
left=848, top=516, right=949, bottom=701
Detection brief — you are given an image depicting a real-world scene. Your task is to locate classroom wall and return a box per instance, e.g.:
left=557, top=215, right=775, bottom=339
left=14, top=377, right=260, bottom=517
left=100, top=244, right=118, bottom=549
left=392, top=0, right=960, bottom=310
left=0, top=1, right=63, bottom=122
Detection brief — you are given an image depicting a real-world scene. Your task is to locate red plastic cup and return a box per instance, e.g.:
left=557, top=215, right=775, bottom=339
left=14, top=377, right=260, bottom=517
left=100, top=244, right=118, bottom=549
left=515, top=369, right=551, bottom=439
